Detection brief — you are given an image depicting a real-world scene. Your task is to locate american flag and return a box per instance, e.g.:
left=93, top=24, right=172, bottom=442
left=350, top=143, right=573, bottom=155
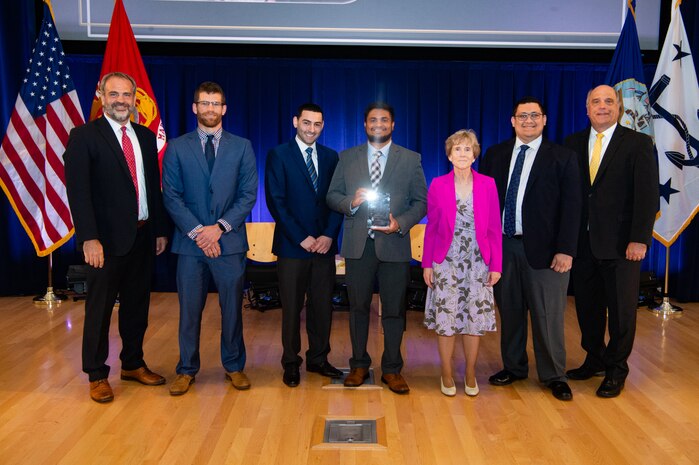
left=0, top=3, right=84, bottom=257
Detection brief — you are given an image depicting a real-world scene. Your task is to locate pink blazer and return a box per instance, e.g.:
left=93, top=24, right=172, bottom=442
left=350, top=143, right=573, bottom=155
left=422, top=169, right=502, bottom=273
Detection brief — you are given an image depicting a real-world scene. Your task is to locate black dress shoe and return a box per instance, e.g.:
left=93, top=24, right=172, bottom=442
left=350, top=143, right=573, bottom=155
left=547, top=381, right=573, bottom=401
left=489, top=369, right=527, bottom=386
left=596, top=378, right=624, bottom=398
left=283, top=366, right=300, bottom=387
left=307, top=361, right=343, bottom=378
left=566, top=364, right=605, bottom=380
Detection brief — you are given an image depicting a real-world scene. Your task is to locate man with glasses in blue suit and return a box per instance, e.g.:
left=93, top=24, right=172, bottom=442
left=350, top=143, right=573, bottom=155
left=162, top=81, right=257, bottom=396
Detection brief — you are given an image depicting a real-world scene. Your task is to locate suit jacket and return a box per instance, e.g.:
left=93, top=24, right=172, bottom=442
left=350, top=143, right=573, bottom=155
left=64, top=116, right=168, bottom=256
left=327, top=142, right=427, bottom=262
left=265, top=139, right=343, bottom=259
left=479, top=138, right=582, bottom=269
left=162, top=129, right=258, bottom=256
left=564, top=125, right=658, bottom=259
left=422, top=169, right=502, bottom=273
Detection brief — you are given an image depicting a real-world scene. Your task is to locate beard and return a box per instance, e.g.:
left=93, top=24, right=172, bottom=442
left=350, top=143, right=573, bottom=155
left=197, top=112, right=222, bottom=128
left=104, top=102, right=134, bottom=123
left=367, top=132, right=392, bottom=144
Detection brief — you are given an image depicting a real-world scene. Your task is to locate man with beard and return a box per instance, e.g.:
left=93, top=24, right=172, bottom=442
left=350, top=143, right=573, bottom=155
left=265, top=103, right=344, bottom=387
left=64, top=72, right=169, bottom=403
left=162, top=81, right=257, bottom=395
left=327, top=102, right=427, bottom=393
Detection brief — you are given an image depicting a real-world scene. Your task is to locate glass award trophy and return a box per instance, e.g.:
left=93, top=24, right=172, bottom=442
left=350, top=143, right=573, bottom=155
left=367, top=191, right=391, bottom=228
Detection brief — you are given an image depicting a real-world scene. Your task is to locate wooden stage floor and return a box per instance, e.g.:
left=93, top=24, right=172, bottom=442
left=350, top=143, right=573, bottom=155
left=0, top=293, right=697, bottom=465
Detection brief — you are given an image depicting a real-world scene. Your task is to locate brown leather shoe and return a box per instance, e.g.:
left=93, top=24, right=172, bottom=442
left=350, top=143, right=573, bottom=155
left=89, top=379, right=114, bottom=403
left=169, top=374, right=195, bottom=396
left=381, top=373, right=410, bottom=394
left=225, top=371, right=251, bottom=390
left=343, top=367, right=370, bottom=387
left=120, top=366, right=166, bottom=386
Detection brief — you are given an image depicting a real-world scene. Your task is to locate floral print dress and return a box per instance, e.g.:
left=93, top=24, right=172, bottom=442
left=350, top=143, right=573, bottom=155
left=424, top=192, right=496, bottom=336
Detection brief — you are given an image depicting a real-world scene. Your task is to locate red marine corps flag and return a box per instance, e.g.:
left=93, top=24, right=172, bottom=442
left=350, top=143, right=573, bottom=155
left=90, top=0, right=166, bottom=162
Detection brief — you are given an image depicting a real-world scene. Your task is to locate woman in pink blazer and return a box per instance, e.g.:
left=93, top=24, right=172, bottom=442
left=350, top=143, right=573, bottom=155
left=422, top=129, right=502, bottom=397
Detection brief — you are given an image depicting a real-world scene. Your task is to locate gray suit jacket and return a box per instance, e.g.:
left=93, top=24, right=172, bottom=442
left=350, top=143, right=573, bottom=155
left=327, top=142, right=427, bottom=261
left=162, top=129, right=258, bottom=256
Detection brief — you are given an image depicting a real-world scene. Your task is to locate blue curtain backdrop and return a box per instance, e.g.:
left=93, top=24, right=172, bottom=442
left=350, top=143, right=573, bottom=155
left=1, top=2, right=698, bottom=300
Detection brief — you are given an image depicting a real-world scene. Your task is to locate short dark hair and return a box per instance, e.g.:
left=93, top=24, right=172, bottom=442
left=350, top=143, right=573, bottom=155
left=512, top=96, right=545, bottom=116
left=296, top=103, right=323, bottom=119
left=364, top=102, right=395, bottom=121
left=194, top=81, right=226, bottom=105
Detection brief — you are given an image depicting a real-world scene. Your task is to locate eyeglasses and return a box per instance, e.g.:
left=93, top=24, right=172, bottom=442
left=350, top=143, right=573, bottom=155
left=514, top=112, right=543, bottom=121
left=196, top=101, right=223, bottom=108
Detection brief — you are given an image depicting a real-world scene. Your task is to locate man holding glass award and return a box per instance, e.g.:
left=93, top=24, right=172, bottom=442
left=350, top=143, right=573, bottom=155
left=327, top=102, right=427, bottom=394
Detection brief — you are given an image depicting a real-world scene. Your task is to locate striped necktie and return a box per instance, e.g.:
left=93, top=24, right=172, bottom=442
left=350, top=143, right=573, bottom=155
left=305, top=147, right=318, bottom=192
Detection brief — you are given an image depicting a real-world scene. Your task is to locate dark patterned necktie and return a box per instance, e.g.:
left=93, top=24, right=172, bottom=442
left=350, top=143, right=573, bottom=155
left=121, top=126, right=138, bottom=203
left=205, top=134, right=215, bottom=173
left=503, top=144, right=528, bottom=237
left=305, top=147, right=318, bottom=192
left=370, top=151, right=382, bottom=189
left=368, top=151, right=382, bottom=238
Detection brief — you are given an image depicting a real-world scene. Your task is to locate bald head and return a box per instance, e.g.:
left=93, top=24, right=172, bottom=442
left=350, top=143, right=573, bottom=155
left=586, top=85, right=621, bottom=132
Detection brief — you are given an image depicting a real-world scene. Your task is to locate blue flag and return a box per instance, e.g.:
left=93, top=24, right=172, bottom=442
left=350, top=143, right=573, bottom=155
left=605, top=0, right=652, bottom=136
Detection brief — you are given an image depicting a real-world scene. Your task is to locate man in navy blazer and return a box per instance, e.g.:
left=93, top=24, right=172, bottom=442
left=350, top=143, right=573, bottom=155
left=265, top=103, right=343, bottom=387
left=564, top=85, right=658, bottom=398
left=479, top=96, right=581, bottom=401
left=162, top=82, right=257, bottom=395
left=64, top=72, right=169, bottom=403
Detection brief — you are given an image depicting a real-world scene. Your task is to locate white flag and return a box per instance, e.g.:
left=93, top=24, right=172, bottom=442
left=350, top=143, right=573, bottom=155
left=649, top=2, right=699, bottom=246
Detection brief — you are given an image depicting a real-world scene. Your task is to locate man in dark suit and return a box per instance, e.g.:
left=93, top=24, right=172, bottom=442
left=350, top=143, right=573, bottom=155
left=64, top=72, right=169, bottom=403
left=479, top=96, right=581, bottom=401
left=162, top=81, right=257, bottom=396
left=564, top=85, right=658, bottom=398
left=265, top=103, right=344, bottom=387
left=327, top=102, right=427, bottom=394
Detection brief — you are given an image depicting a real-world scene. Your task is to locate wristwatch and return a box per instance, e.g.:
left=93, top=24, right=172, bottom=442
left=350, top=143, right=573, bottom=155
left=217, top=221, right=226, bottom=233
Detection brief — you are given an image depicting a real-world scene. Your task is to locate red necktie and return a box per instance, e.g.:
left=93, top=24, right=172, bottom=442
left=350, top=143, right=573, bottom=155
left=121, top=126, right=139, bottom=203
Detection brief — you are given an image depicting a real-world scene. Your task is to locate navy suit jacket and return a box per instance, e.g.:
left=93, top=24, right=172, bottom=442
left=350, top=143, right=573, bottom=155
left=479, top=138, right=582, bottom=269
left=64, top=116, right=169, bottom=256
left=162, top=129, right=258, bottom=256
left=265, top=139, right=342, bottom=259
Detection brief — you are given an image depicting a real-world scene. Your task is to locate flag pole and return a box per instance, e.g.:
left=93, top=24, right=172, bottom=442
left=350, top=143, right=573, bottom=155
left=33, top=252, right=67, bottom=306
left=650, top=244, right=682, bottom=315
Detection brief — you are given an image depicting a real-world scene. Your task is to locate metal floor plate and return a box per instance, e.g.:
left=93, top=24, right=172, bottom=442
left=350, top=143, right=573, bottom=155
left=323, top=419, right=377, bottom=444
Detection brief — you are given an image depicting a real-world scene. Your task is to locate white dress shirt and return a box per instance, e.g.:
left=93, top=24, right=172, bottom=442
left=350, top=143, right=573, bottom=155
left=504, top=135, right=542, bottom=236
left=104, top=116, right=148, bottom=221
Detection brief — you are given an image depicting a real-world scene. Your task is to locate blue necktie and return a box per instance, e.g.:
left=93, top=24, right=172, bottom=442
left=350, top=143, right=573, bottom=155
left=305, top=147, right=318, bottom=192
left=503, top=144, right=529, bottom=237
left=205, top=134, right=215, bottom=173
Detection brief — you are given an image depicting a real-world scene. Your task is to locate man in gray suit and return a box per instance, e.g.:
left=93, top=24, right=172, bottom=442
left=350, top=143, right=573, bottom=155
left=327, top=102, right=427, bottom=393
left=162, top=81, right=258, bottom=396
